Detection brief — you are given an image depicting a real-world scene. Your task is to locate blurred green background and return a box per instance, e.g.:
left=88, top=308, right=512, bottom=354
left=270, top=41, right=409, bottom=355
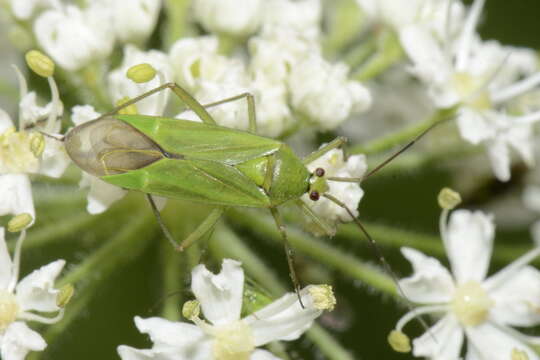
left=0, top=0, right=539, bottom=359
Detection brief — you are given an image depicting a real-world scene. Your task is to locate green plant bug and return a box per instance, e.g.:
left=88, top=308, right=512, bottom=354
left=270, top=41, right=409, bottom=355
left=62, top=81, right=433, bottom=301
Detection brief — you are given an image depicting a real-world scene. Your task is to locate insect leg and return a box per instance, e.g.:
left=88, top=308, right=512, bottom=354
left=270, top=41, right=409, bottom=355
left=102, top=82, right=217, bottom=125
left=201, top=92, right=257, bottom=133
left=146, top=194, right=180, bottom=249
left=177, top=207, right=225, bottom=252
left=302, top=137, right=347, bottom=165
left=269, top=207, right=304, bottom=307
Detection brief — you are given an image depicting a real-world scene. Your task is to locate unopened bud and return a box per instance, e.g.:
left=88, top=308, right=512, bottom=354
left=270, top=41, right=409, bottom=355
left=512, top=348, right=529, bottom=360
left=56, top=284, right=74, bottom=308
left=7, top=213, right=33, bottom=232
left=438, top=187, right=461, bottom=210
left=25, top=50, right=55, bottom=77
left=126, top=63, right=156, bottom=83
left=388, top=330, right=411, bottom=353
left=116, top=97, right=138, bottom=115
left=182, top=300, right=200, bottom=320
left=29, top=133, right=45, bottom=157
left=308, top=284, right=336, bottom=311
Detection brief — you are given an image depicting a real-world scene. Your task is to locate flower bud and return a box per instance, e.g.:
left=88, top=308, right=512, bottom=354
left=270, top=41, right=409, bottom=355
left=25, top=50, right=55, bottom=78
left=387, top=330, right=411, bottom=353
left=7, top=213, right=33, bottom=232
left=29, top=133, right=45, bottom=157
left=116, top=97, right=139, bottom=115
left=56, top=284, right=75, bottom=308
left=438, top=187, right=461, bottom=210
left=308, top=284, right=336, bottom=311
left=182, top=300, right=201, bottom=320
left=126, top=63, right=157, bottom=84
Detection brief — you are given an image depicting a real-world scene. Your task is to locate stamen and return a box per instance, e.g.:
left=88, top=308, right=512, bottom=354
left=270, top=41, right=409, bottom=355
left=18, top=308, right=64, bottom=324
left=455, top=0, right=486, bottom=71
left=46, top=76, right=61, bottom=132
left=484, top=246, right=540, bottom=292
left=396, top=305, right=448, bottom=332
left=492, top=73, right=540, bottom=104
left=8, top=230, right=27, bottom=293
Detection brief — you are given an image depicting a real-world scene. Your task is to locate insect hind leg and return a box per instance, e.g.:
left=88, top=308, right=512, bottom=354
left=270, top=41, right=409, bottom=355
left=201, top=92, right=257, bottom=133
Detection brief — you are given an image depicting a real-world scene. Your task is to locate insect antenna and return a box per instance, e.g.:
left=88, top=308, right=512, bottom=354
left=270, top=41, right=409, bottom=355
left=322, top=193, right=433, bottom=336
left=37, top=130, right=64, bottom=142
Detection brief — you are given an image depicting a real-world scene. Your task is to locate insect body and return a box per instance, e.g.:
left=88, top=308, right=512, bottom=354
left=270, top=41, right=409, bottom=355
left=65, top=115, right=312, bottom=209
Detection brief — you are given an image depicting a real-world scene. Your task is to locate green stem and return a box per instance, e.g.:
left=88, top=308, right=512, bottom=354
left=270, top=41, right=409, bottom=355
left=162, top=0, right=196, bottom=49
left=352, top=29, right=403, bottom=82
left=343, top=37, right=377, bottom=69
left=209, top=224, right=354, bottom=360
left=322, top=0, right=365, bottom=58
left=350, top=106, right=458, bottom=155
left=227, top=210, right=396, bottom=296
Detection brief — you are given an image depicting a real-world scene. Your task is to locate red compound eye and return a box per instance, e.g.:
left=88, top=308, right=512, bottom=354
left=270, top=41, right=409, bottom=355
left=315, top=168, right=325, bottom=177
left=309, top=191, right=320, bottom=201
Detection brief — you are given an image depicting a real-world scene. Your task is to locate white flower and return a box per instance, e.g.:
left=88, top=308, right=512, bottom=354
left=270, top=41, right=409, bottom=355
left=395, top=209, right=540, bottom=360
left=34, top=3, right=115, bottom=71
left=0, top=68, right=68, bottom=222
left=400, top=0, right=540, bottom=181
left=8, top=0, right=60, bottom=20
left=302, top=148, right=367, bottom=234
left=70, top=105, right=128, bottom=215
left=0, top=227, right=66, bottom=360
left=356, top=0, right=464, bottom=39
left=118, top=259, right=333, bottom=360
left=108, top=45, right=173, bottom=117
left=106, top=0, right=162, bottom=44
left=288, top=54, right=371, bottom=130
left=262, top=0, right=322, bottom=40
left=193, top=0, right=264, bottom=37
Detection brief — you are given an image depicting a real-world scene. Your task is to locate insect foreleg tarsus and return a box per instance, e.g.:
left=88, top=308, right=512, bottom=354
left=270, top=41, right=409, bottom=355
left=302, top=136, right=347, bottom=165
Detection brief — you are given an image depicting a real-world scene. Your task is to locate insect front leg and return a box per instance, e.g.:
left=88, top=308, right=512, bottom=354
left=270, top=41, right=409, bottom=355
left=302, top=137, right=347, bottom=165
left=269, top=207, right=304, bottom=307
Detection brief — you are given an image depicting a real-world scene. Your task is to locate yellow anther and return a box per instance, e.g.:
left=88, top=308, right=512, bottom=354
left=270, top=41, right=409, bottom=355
left=438, top=187, right=462, bottom=210
left=7, top=213, right=33, bottom=232
left=25, top=50, right=55, bottom=78
left=308, top=284, right=336, bottom=311
left=387, top=330, right=411, bottom=353
left=182, top=300, right=201, bottom=320
left=56, top=284, right=74, bottom=308
left=29, top=133, right=45, bottom=157
left=116, top=97, right=139, bottom=115
left=126, top=63, right=157, bottom=84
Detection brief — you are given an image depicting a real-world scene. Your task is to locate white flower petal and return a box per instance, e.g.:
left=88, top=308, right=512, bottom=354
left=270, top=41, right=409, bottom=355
left=487, top=266, right=540, bottom=327
left=446, top=210, right=494, bottom=284
left=0, top=108, right=13, bottom=133
left=191, top=259, right=244, bottom=326
left=71, top=105, right=101, bottom=126
left=193, top=0, right=263, bottom=37
left=81, top=174, right=127, bottom=214
left=109, top=0, right=161, bottom=44
left=465, top=323, right=540, bottom=360
left=399, top=247, right=455, bottom=303
left=251, top=349, right=282, bottom=360
left=15, top=259, right=65, bottom=312
left=118, top=345, right=211, bottom=360
left=412, top=315, right=463, bottom=359
left=0, top=175, right=35, bottom=221
left=486, top=138, right=511, bottom=182
left=399, top=25, right=451, bottom=92
left=523, top=186, right=540, bottom=213
left=0, top=322, right=46, bottom=360
left=455, top=107, right=495, bottom=145
left=245, top=287, right=321, bottom=346
left=39, top=137, right=70, bottom=178
left=133, top=316, right=207, bottom=350
left=0, top=228, right=13, bottom=290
